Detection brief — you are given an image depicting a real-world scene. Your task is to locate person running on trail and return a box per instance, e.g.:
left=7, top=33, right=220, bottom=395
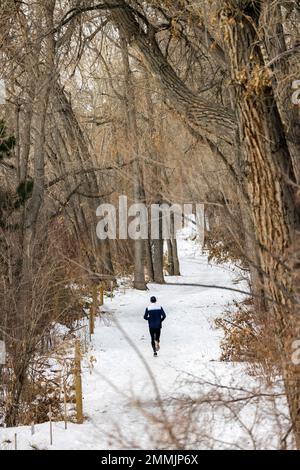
left=144, top=297, right=166, bottom=357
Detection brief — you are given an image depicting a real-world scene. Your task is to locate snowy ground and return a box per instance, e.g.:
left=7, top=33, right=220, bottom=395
left=0, top=230, right=290, bottom=450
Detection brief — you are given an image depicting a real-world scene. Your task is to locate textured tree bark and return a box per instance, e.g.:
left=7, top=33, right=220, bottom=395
left=222, top=0, right=300, bottom=447
left=110, top=0, right=236, bottom=146
left=261, top=2, right=300, bottom=185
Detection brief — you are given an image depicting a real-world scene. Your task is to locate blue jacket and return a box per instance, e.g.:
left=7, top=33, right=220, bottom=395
left=144, top=305, right=166, bottom=329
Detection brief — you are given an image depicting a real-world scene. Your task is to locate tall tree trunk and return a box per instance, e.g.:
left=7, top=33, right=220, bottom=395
left=166, top=212, right=180, bottom=277
left=167, top=239, right=175, bottom=276
left=20, top=0, right=55, bottom=300
left=152, top=214, right=165, bottom=285
left=222, top=0, right=300, bottom=447
left=145, top=235, right=155, bottom=282
left=170, top=213, right=180, bottom=276
left=143, top=70, right=165, bottom=283
left=171, top=239, right=180, bottom=276
left=119, top=35, right=147, bottom=290
left=261, top=2, right=300, bottom=185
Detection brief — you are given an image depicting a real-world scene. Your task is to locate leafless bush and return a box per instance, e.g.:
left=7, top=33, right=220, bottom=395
left=0, top=223, right=84, bottom=426
left=107, top=371, right=294, bottom=450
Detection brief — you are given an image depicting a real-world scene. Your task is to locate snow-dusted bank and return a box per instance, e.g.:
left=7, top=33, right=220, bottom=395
left=0, top=231, right=290, bottom=450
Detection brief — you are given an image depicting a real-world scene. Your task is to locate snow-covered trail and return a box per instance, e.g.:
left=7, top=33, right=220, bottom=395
left=0, top=232, right=287, bottom=450
left=81, top=235, right=246, bottom=448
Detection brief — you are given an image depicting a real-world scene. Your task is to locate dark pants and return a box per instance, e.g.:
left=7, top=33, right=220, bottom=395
left=149, top=328, right=161, bottom=352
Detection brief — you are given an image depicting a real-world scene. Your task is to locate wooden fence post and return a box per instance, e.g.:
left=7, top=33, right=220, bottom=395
left=74, top=340, right=83, bottom=424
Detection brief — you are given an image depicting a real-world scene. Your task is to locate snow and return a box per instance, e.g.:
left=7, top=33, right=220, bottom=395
left=0, top=230, right=291, bottom=450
